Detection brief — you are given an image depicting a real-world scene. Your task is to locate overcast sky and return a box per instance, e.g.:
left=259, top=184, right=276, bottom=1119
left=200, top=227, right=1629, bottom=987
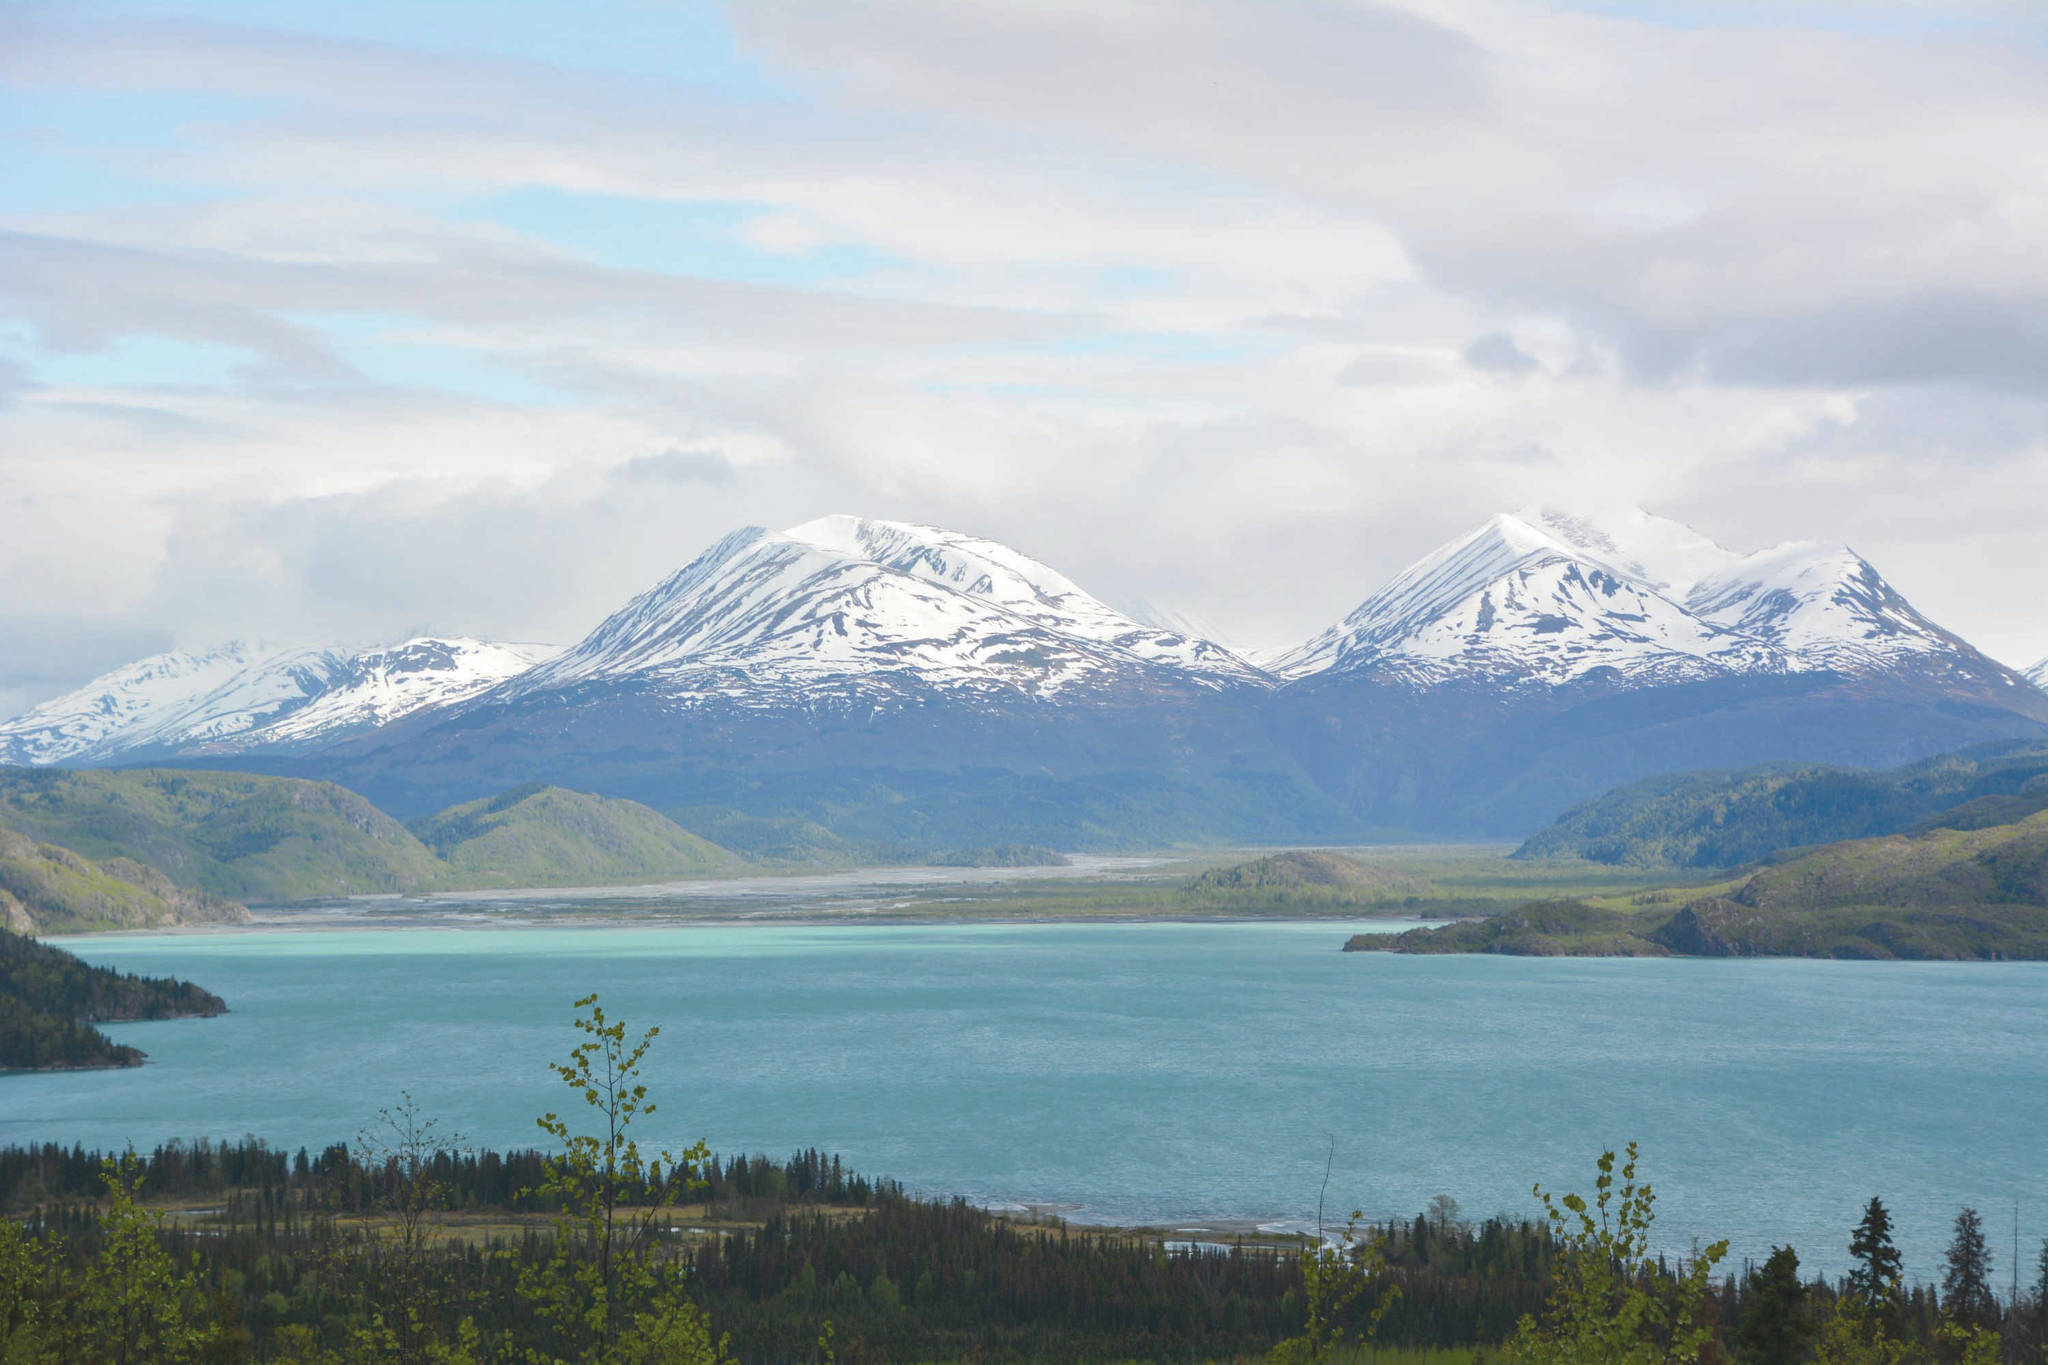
left=3, top=0, right=2046, bottom=715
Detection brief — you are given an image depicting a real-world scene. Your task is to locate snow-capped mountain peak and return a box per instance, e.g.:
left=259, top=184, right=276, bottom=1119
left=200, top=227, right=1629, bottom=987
left=505, top=515, right=1265, bottom=706
left=1521, top=505, right=1739, bottom=594
left=249, top=638, right=560, bottom=747
left=786, top=517, right=1250, bottom=676
left=2028, top=656, right=2048, bottom=691
left=1285, top=514, right=1576, bottom=670
left=0, top=636, right=557, bottom=766
left=1281, top=505, right=2016, bottom=691
left=1276, top=512, right=1775, bottom=686
left=0, top=642, right=343, bottom=766
left=1681, top=540, right=1970, bottom=672
left=786, top=515, right=1092, bottom=609
left=11, top=507, right=2028, bottom=772
left=1529, top=506, right=1972, bottom=673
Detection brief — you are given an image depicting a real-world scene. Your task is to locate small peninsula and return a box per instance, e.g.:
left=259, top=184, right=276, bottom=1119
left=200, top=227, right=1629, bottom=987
left=1, top=927, right=227, bottom=1071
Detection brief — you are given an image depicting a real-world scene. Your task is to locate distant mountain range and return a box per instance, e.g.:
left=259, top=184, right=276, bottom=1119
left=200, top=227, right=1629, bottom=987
left=4, top=511, right=2044, bottom=844
left=0, top=638, right=555, bottom=766
left=1277, top=506, right=2014, bottom=688
left=1264, top=506, right=2047, bottom=833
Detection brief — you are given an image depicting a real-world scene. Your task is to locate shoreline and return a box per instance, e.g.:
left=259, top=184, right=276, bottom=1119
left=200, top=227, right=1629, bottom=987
left=53, top=908, right=1444, bottom=939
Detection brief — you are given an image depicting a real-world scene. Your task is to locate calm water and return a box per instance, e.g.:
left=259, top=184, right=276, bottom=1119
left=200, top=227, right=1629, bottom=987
left=11, top=922, right=2046, bottom=1280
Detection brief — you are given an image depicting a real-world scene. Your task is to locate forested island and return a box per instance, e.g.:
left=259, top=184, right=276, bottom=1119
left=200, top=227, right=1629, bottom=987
left=0, top=926, right=226, bottom=1069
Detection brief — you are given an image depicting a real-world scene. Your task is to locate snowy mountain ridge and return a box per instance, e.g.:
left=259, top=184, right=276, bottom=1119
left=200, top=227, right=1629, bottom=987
left=501, top=515, right=1265, bottom=706
left=0, top=637, right=557, bottom=766
left=2027, top=656, right=2048, bottom=692
left=1276, top=512, right=1781, bottom=686
left=1, top=509, right=2031, bottom=773
left=254, top=639, right=562, bottom=745
left=1280, top=506, right=2001, bottom=689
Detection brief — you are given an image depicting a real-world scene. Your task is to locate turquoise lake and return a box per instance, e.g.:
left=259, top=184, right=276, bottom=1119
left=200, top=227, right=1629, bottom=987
left=10, top=921, right=2045, bottom=1281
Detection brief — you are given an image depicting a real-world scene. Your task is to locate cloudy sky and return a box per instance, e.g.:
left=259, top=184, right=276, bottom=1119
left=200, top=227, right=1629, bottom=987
left=3, top=0, right=2046, bottom=715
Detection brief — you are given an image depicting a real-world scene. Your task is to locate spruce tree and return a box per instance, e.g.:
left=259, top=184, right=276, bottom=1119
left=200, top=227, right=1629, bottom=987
left=2034, top=1238, right=2048, bottom=1344
left=1848, top=1197, right=1904, bottom=1321
left=1941, top=1207, right=1995, bottom=1328
left=1735, top=1246, right=1815, bottom=1365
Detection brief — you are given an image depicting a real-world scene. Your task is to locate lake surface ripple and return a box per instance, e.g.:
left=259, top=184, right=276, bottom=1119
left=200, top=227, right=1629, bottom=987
left=13, top=921, right=2044, bottom=1279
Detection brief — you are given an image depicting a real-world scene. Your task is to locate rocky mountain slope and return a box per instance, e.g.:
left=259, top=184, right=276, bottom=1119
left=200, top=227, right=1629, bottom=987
left=0, top=643, right=341, bottom=766
left=1276, top=513, right=1779, bottom=687
left=1642, top=804, right=2048, bottom=959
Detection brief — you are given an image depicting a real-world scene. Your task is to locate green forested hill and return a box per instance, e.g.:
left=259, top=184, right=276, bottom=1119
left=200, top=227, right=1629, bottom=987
left=1715, top=807, right=2048, bottom=913
left=1650, top=808, right=2048, bottom=958
left=0, top=768, right=447, bottom=902
left=1182, top=849, right=1436, bottom=908
left=413, top=784, right=740, bottom=888
left=0, top=769, right=773, bottom=907
left=1360, top=807, right=2048, bottom=959
left=0, top=926, right=226, bottom=1069
left=0, top=825, right=248, bottom=934
left=1346, top=899, right=1659, bottom=956
left=664, top=805, right=863, bottom=865
left=1514, top=739, right=2048, bottom=869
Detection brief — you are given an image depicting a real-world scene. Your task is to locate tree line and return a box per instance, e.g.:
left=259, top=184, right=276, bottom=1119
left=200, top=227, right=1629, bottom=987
left=1, top=1138, right=890, bottom=1219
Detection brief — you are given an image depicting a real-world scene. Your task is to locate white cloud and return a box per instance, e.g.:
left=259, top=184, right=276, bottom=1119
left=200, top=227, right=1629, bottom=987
left=2, top=0, right=2047, bottom=703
